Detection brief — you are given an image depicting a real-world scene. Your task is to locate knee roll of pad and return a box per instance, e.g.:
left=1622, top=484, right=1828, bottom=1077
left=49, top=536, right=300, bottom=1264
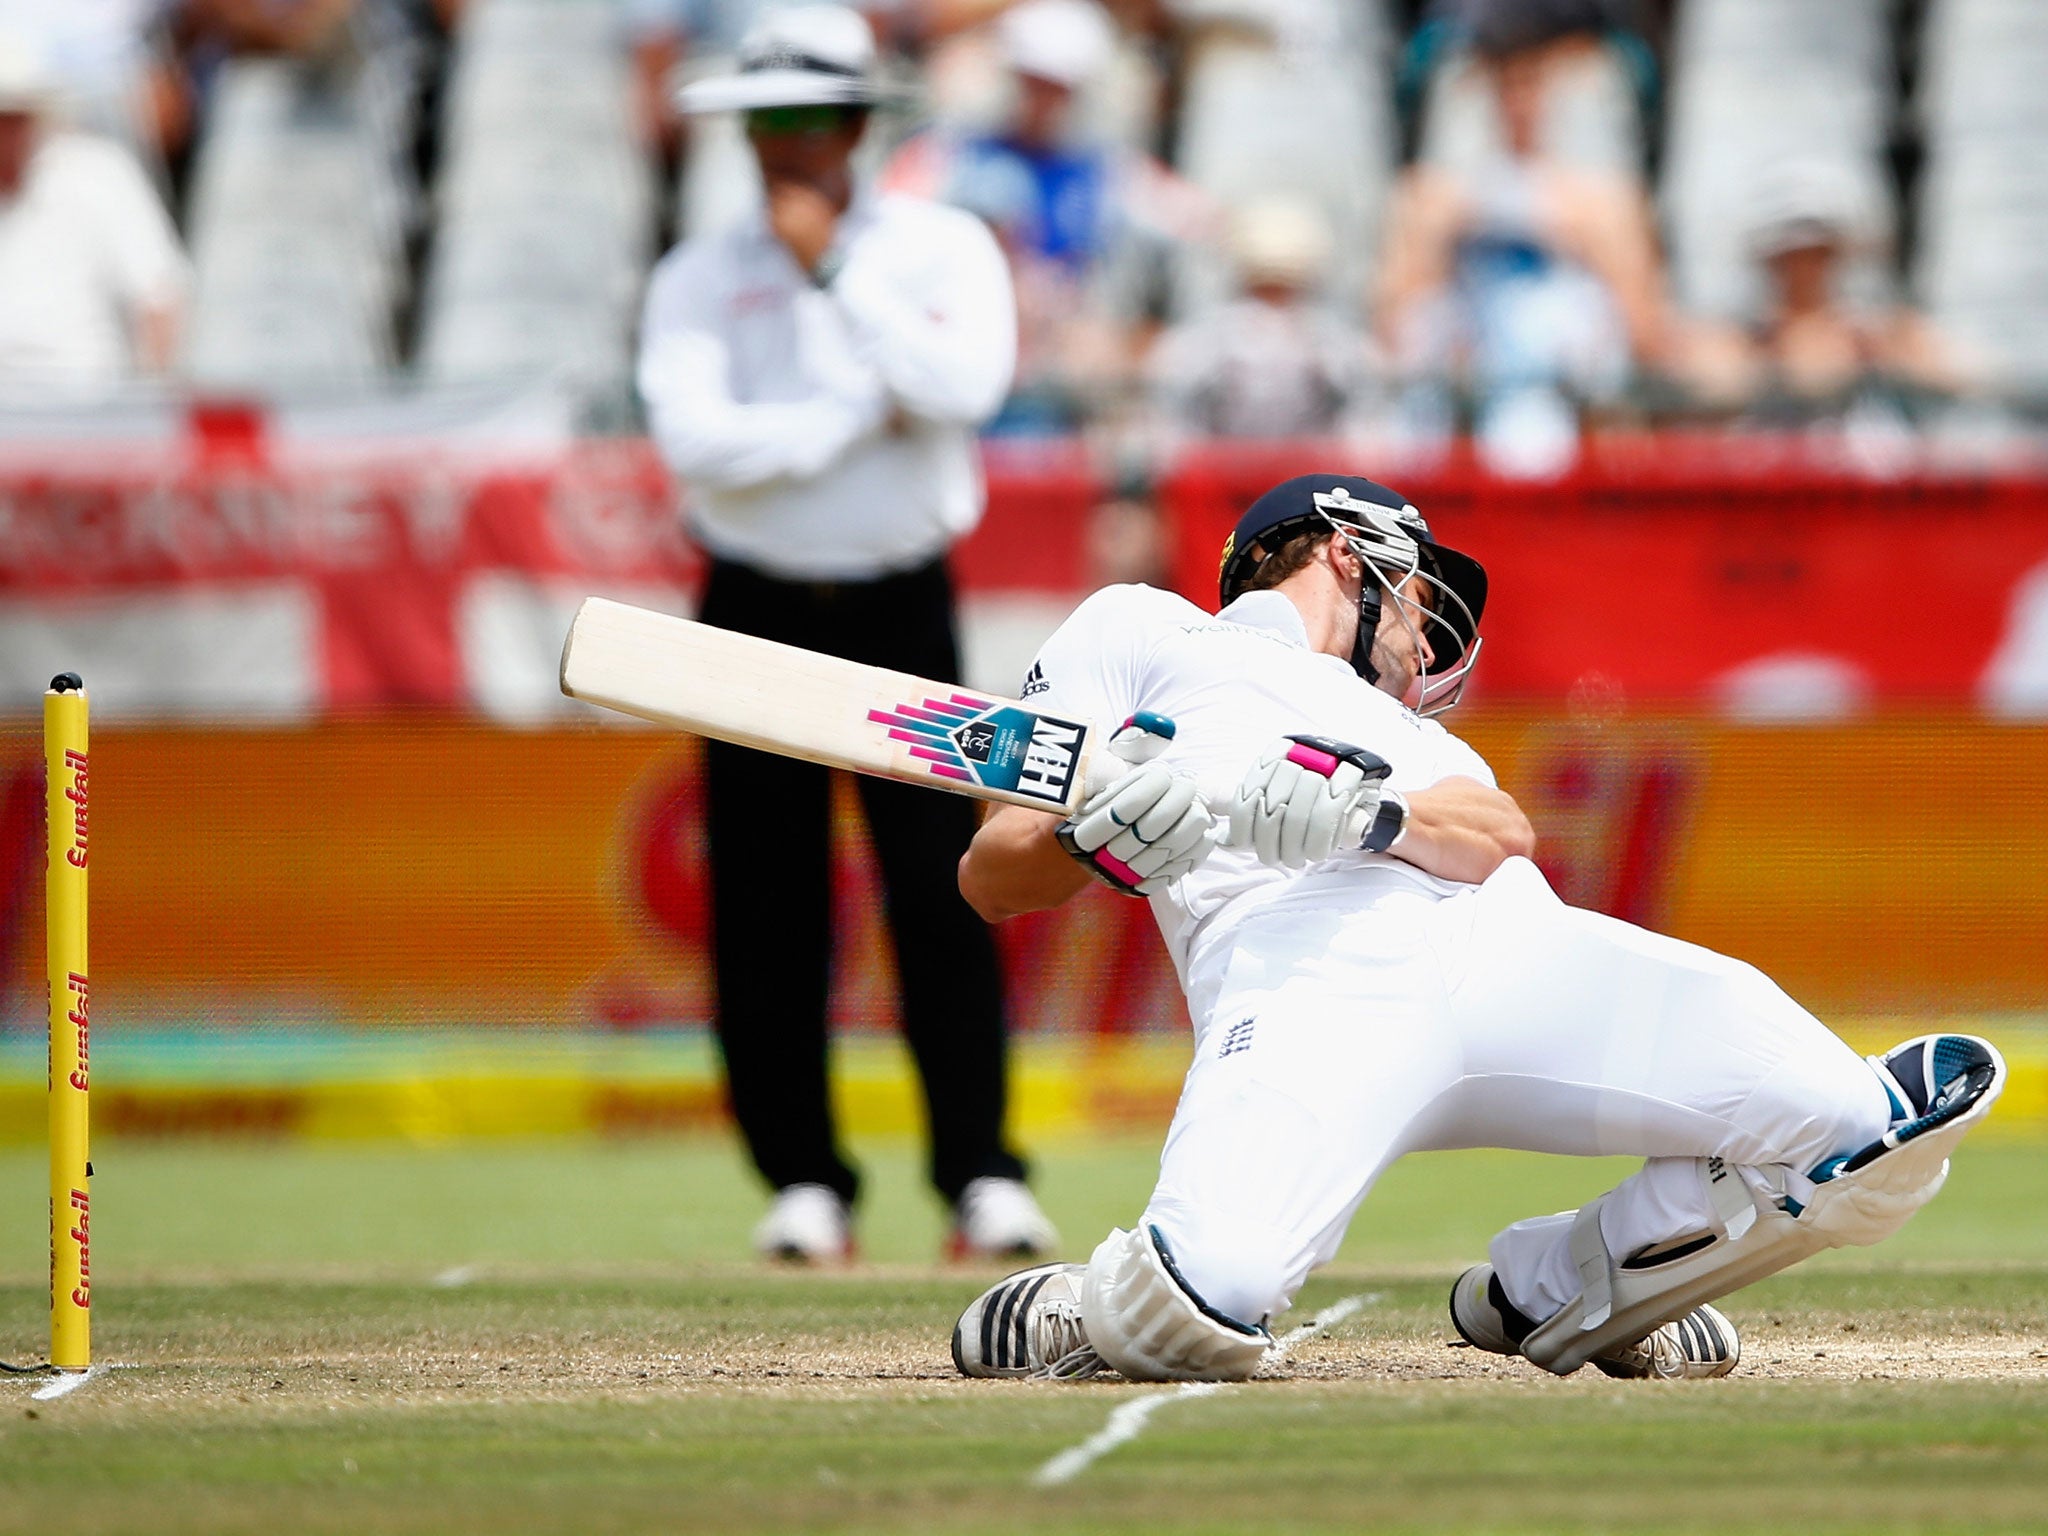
left=1080, top=1226, right=1273, bottom=1382
left=1522, top=1036, right=2005, bottom=1376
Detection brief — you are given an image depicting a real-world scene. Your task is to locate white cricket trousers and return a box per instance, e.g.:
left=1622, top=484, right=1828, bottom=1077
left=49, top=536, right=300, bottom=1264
left=1147, top=856, right=1893, bottom=1328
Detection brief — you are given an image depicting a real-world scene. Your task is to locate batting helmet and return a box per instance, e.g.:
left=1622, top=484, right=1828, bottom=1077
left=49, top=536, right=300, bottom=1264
left=1217, top=473, right=1487, bottom=711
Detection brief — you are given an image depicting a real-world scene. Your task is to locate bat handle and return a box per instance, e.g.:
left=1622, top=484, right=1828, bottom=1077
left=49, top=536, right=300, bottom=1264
left=1080, top=711, right=1178, bottom=799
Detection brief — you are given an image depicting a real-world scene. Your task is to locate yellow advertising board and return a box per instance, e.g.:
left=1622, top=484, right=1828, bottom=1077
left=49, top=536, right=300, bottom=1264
left=0, top=715, right=2039, bottom=1139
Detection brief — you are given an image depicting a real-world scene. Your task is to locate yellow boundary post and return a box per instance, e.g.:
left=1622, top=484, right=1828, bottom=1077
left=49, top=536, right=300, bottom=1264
left=46, top=674, right=89, bottom=1372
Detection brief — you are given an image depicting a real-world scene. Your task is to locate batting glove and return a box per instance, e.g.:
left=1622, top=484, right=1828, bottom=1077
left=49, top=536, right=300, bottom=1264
left=1225, top=735, right=1408, bottom=870
left=1056, top=714, right=1219, bottom=896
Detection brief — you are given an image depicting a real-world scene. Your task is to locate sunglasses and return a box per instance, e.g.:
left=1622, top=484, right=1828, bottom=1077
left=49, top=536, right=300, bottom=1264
left=744, top=105, right=853, bottom=137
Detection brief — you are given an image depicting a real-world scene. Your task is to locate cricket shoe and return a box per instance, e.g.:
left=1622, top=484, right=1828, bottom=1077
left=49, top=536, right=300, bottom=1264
left=952, top=1262, right=1106, bottom=1379
left=946, top=1177, right=1060, bottom=1261
left=1449, top=1264, right=1740, bottom=1380
left=753, top=1183, right=854, bottom=1265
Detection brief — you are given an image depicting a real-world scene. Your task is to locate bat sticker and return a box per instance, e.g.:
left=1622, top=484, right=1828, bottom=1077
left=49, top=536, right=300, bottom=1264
left=868, top=694, right=1087, bottom=805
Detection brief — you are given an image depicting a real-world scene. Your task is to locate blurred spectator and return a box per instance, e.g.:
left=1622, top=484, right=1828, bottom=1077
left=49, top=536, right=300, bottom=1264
left=0, top=32, right=189, bottom=398
left=1408, top=0, right=1654, bottom=175
left=168, top=0, right=438, bottom=142
left=917, top=0, right=1020, bottom=44
left=628, top=0, right=688, bottom=170
left=887, top=0, right=1205, bottom=433
left=911, top=0, right=1169, bottom=154
left=1084, top=475, right=1168, bottom=585
left=1682, top=162, right=1973, bottom=427
left=0, top=0, right=190, bottom=163
left=1146, top=195, right=1377, bottom=444
left=628, top=0, right=757, bottom=169
left=168, top=0, right=441, bottom=242
left=173, top=0, right=359, bottom=61
left=1376, top=26, right=1674, bottom=472
left=169, top=0, right=455, bottom=96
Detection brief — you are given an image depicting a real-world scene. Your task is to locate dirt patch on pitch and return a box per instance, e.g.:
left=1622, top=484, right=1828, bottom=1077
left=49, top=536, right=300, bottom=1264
left=60, top=1334, right=978, bottom=1411
left=37, top=1306, right=2048, bottom=1410
left=200, top=1325, right=2048, bottom=1403
left=1695, top=1318, right=2048, bottom=1382
left=1275, top=1321, right=2048, bottom=1385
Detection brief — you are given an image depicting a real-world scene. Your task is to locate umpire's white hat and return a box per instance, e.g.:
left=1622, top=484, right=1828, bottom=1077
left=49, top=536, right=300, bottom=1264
left=675, top=5, right=887, bottom=114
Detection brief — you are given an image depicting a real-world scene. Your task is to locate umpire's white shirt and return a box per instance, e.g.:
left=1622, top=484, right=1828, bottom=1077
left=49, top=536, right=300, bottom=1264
left=638, top=191, right=1016, bottom=581
left=1023, top=583, right=1496, bottom=996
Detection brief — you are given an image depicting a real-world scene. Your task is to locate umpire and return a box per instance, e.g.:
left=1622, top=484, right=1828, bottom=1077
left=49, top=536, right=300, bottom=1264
left=639, top=4, right=1054, bottom=1263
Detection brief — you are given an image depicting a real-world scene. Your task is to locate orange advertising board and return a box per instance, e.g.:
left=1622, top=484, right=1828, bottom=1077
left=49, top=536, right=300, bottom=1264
left=0, top=714, right=2042, bottom=1036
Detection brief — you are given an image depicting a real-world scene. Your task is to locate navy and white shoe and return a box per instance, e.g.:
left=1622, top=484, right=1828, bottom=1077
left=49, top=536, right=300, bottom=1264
left=1589, top=1302, right=1741, bottom=1380
left=952, top=1262, right=1105, bottom=1379
left=1449, top=1264, right=1740, bottom=1380
left=1842, top=1034, right=2005, bottom=1177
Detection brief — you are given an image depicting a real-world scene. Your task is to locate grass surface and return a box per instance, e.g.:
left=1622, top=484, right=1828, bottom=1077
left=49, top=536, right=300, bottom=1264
left=0, top=1137, right=2043, bottom=1534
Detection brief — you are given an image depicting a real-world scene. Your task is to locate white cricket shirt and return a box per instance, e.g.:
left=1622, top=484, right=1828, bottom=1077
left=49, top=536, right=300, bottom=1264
left=637, top=190, right=1017, bottom=581
left=1023, top=583, right=1498, bottom=991
left=0, top=129, right=187, bottom=397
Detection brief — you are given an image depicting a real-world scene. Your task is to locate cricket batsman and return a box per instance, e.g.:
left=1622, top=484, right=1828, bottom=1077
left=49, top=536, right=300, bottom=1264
left=949, top=472, right=2005, bottom=1382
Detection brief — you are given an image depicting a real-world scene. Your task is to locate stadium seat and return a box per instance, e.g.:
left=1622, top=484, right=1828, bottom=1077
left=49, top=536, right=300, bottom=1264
left=417, top=297, right=634, bottom=401
left=419, top=0, right=655, bottom=406
left=1662, top=0, right=1897, bottom=321
left=183, top=58, right=405, bottom=391
left=1915, top=0, right=2048, bottom=394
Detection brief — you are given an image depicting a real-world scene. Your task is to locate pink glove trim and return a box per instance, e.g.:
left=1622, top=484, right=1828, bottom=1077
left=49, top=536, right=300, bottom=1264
left=1285, top=743, right=1341, bottom=777
left=1093, top=850, right=1143, bottom=886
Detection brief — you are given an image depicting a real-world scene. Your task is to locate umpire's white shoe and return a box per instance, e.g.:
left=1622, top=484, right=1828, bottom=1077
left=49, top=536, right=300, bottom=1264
left=952, top=1262, right=1105, bottom=1379
left=1450, top=1264, right=1740, bottom=1380
left=947, top=1177, right=1060, bottom=1262
left=753, top=1183, right=853, bottom=1265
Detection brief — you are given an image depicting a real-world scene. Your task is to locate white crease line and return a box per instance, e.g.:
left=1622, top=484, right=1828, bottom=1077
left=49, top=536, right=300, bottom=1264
left=1033, top=1382, right=1222, bottom=1485
left=1032, top=1293, right=1374, bottom=1487
left=432, top=1265, right=479, bottom=1289
left=30, top=1364, right=111, bottom=1402
left=1271, top=1294, right=1372, bottom=1361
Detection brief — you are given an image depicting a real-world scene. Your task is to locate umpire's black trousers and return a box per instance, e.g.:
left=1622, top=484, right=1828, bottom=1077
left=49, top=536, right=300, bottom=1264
left=697, top=554, right=1027, bottom=1207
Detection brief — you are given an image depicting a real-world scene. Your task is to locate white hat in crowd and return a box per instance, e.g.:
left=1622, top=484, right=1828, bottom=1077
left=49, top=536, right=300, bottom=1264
left=1229, top=197, right=1334, bottom=290
left=1744, top=159, right=1874, bottom=259
left=676, top=5, right=884, bottom=115
left=998, top=0, right=1114, bottom=90
left=0, top=30, right=55, bottom=113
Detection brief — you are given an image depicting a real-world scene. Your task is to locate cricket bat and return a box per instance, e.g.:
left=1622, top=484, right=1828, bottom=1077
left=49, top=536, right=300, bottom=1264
left=560, top=597, right=1147, bottom=813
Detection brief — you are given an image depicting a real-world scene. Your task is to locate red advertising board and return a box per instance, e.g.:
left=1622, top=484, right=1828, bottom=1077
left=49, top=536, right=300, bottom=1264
left=1, top=434, right=2046, bottom=714
left=1162, top=442, right=2048, bottom=712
